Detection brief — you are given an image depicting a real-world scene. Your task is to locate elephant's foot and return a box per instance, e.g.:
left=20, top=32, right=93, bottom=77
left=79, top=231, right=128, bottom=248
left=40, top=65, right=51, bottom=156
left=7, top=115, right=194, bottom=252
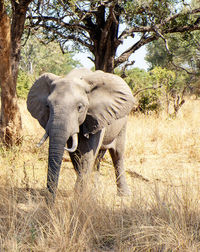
left=117, top=185, right=131, bottom=197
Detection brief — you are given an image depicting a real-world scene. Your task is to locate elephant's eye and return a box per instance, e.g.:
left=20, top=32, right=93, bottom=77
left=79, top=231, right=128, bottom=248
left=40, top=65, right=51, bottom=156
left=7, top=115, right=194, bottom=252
left=77, top=103, right=84, bottom=113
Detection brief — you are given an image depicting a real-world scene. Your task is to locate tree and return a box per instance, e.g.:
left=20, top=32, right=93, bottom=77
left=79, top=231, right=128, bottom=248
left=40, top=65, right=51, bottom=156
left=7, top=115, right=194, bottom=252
left=20, top=35, right=81, bottom=75
left=145, top=0, right=200, bottom=73
left=145, top=31, right=200, bottom=72
left=0, top=0, right=33, bottom=146
left=28, top=0, right=200, bottom=73
left=17, top=36, right=81, bottom=98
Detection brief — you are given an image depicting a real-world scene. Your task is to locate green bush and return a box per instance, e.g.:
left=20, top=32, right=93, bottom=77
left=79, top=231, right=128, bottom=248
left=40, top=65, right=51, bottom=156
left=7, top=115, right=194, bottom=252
left=138, top=91, right=162, bottom=114
left=118, top=66, right=189, bottom=115
left=17, top=71, right=33, bottom=99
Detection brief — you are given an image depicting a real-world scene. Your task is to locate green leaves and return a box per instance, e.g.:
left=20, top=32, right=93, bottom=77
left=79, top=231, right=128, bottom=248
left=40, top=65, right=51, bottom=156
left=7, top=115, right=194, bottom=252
left=117, top=66, right=188, bottom=115
left=146, top=31, right=200, bottom=72
left=17, top=34, right=82, bottom=98
left=20, top=35, right=81, bottom=76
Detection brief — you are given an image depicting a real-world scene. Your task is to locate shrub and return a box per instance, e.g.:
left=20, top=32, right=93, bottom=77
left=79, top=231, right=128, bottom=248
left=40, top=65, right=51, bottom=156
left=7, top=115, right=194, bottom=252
left=17, top=71, right=33, bottom=99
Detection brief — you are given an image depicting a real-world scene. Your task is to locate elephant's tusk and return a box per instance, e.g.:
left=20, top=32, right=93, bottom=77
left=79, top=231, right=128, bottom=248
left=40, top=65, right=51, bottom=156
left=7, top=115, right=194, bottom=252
left=64, top=133, right=78, bottom=153
left=36, top=132, right=48, bottom=147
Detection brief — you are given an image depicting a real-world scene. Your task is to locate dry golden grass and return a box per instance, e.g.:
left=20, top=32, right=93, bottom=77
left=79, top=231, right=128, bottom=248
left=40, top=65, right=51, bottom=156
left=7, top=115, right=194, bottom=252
left=0, top=97, right=200, bottom=251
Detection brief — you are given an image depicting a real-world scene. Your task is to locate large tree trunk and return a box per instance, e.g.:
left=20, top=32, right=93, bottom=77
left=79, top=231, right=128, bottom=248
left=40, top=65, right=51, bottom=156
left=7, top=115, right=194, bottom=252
left=93, top=24, right=119, bottom=73
left=0, top=1, right=32, bottom=146
left=90, top=5, right=120, bottom=73
left=0, top=11, right=22, bottom=146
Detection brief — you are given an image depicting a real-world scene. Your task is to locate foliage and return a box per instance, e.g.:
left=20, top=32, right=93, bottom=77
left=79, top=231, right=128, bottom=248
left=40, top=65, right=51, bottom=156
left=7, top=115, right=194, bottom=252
left=145, top=31, right=200, bottom=72
left=27, top=0, right=200, bottom=72
left=145, top=0, right=200, bottom=74
left=20, top=35, right=81, bottom=76
left=17, top=71, right=33, bottom=99
left=120, top=67, right=188, bottom=115
left=16, top=35, right=81, bottom=98
left=150, top=67, right=176, bottom=92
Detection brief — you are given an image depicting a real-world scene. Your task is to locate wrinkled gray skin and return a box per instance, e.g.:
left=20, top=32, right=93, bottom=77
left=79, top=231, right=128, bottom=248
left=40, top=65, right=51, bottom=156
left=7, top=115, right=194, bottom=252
left=27, top=68, right=135, bottom=199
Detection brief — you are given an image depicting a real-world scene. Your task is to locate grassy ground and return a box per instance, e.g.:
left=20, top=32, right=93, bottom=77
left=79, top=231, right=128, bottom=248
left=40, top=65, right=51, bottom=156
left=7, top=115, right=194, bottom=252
left=0, top=97, right=200, bottom=251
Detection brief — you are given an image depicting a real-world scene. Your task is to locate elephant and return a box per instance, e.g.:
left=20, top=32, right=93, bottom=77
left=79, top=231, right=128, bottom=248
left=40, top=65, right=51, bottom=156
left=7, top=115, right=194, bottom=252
left=27, top=68, right=135, bottom=199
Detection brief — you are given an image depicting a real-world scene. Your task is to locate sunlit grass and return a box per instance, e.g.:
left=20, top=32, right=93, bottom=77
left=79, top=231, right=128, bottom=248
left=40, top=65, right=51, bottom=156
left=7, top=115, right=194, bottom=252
left=0, top=97, right=200, bottom=251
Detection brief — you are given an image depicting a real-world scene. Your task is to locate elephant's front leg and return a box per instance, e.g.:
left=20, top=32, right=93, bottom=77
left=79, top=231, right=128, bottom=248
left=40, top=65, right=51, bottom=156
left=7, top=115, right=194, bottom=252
left=70, top=129, right=105, bottom=191
left=109, top=124, right=131, bottom=196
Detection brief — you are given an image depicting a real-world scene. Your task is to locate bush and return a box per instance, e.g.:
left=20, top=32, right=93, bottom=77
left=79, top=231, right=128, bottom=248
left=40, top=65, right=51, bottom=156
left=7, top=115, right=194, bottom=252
left=120, top=67, right=188, bottom=115
left=17, top=71, right=33, bottom=99
left=138, top=91, right=161, bottom=114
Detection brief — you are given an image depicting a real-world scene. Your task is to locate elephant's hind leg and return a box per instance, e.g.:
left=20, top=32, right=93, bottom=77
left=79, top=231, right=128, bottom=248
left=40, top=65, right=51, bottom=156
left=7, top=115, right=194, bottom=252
left=109, top=124, right=131, bottom=196
left=95, top=149, right=107, bottom=171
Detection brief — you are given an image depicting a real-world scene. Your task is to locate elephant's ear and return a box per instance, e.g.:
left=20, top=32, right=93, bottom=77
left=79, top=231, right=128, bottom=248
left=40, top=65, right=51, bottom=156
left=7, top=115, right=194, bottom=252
left=82, top=71, right=136, bottom=134
left=27, top=73, right=59, bottom=129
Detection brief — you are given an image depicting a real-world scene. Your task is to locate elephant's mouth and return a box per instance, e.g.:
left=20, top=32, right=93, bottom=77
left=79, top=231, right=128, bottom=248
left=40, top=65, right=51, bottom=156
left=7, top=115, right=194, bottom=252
left=37, top=132, right=78, bottom=153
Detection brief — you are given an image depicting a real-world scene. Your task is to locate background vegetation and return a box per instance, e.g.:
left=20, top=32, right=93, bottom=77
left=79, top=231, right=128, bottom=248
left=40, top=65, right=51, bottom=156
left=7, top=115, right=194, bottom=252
left=0, top=98, right=199, bottom=251
left=16, top=29, right=200, bottom=116
left=0, top=0, right=200, bottom=250
left=1, top=0, right=200, bottom=145
left=17, top=35, right=81, bottom=98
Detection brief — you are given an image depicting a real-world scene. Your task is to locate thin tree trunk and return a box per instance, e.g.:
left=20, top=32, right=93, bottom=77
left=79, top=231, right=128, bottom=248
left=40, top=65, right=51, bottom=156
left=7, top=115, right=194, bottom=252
left=0, top=11, right=22, bottom=146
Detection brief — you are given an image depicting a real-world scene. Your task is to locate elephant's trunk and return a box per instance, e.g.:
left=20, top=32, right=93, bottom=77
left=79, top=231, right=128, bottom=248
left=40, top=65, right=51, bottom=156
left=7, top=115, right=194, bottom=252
left=47, top=129, right=79, bottom=195
left=46, top=108, right=80, bottom=195
left=47, top=134, right=66, bottom=195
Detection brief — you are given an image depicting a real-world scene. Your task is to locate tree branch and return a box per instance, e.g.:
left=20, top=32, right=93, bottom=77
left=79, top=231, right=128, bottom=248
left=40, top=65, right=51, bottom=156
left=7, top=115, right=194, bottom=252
left=170, top=61, right=197, bottom=75
left=115, top=34, right=157, bottom=68
left=22, top=27, right=31, bottom=46
left=88, top=56, right=95, bottom=63
left=115, top=6, right=200, bottom=68
left=133, top=86, right=162, bottom=97
left=164, top=24, right=200, bottom=33
left=154, top=27, right=198, bottom=75
left=36, top=24, right=93, bottom=50
left=29, top=15, right=92, bottom=33
left=120, top=60, right=135, bottom=78
left=119, top=8, right=200, bottom=40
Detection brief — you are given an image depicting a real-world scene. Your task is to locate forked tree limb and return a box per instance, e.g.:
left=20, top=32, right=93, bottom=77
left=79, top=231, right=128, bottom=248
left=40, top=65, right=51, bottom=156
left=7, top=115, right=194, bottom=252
left=133, top=86, right=162, bottom=97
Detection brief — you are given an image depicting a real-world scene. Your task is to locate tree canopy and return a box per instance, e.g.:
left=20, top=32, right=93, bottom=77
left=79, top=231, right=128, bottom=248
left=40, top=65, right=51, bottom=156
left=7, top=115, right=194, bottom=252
left=145, top=29, right=200, bottom=70
left=28, top=0, right=200, bottom=72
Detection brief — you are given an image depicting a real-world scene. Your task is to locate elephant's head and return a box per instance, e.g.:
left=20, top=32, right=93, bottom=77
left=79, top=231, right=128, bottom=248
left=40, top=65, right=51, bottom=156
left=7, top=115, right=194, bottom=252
left=27, top=68, right=135, bottom=194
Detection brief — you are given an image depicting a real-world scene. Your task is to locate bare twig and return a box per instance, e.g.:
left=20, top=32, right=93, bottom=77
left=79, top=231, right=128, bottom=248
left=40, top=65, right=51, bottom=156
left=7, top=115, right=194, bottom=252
left=22, top=28, right=31, bottom=47
left=121, top=60, right=135, bottom=78
left=133, top=86, right=162, bottom=97
left=88, top=56, right=95, bottom=63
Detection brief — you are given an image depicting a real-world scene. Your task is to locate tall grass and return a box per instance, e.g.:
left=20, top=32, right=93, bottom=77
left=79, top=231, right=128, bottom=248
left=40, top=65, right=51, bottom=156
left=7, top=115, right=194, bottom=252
left=0, top=97, right=200, bottom=251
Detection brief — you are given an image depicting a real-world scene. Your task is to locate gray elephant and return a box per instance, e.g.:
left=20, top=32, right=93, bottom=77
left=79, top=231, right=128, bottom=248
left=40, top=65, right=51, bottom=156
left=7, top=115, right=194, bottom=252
left=27, top=68, right=135, bottom=199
